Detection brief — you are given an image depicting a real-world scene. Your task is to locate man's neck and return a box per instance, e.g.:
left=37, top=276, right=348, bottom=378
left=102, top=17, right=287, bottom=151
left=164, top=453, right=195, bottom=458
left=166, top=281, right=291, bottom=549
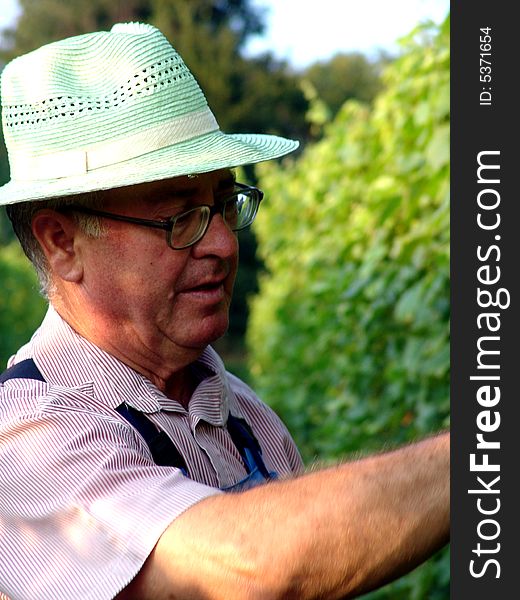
left=50, top=295, right=204, bottom=407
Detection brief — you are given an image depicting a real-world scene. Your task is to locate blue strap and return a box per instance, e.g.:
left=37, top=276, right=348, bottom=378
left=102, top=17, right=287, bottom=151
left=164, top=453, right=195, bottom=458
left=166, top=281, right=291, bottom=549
left=115, top=406, right=274, bottom=481
left=115, top=403, right=189, bottom=474
left=0, top=359, right=45, bottom=383
left=226, top=414, right=274, bottom=481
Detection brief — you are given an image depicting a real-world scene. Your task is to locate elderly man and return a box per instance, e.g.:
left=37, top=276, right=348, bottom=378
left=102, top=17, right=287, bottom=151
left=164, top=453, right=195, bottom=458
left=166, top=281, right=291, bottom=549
left=0, top=22, right=449, bottom=600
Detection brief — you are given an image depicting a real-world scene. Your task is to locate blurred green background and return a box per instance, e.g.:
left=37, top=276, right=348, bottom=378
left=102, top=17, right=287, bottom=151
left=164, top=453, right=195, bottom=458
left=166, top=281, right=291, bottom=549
left=1, top=2, right=450, bottom=597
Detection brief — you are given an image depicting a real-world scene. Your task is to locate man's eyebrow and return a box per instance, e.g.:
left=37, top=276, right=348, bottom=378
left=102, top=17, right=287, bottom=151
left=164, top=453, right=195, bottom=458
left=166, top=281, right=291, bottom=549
left=152, top=185, right=200, bottom=203
left=215, top=171, right=237, bottom=191
left=165, top=187, right=198, bottom=200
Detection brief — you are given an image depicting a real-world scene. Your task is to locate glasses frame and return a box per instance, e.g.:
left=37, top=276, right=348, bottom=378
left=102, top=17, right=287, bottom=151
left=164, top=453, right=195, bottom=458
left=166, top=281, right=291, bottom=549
left=62, top=182, right=264, bottom=249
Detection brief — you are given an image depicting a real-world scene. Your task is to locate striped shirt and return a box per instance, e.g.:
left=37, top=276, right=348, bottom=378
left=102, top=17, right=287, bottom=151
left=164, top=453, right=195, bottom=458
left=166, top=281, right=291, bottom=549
left=0, top=306, right=303, bottom=599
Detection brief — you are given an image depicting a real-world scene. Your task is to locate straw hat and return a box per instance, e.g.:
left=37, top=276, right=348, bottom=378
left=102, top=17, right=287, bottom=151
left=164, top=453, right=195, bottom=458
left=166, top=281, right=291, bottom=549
left=0, top=22, right=298, bottom=206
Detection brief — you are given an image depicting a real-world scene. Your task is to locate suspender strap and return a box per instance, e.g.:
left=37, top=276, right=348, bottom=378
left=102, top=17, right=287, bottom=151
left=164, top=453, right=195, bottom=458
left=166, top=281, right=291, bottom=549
left=115, top=405, right=273, bottom=480
left=226, top=414, right=273, bottom=480
left=115, top=403, right=189, bottom=473
left=0, top=359, right=45, bottom=383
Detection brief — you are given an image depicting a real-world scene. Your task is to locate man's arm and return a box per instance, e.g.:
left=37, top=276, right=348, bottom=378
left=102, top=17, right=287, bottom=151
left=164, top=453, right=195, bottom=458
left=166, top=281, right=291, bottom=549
left=118, top=432, right=449, bottom=600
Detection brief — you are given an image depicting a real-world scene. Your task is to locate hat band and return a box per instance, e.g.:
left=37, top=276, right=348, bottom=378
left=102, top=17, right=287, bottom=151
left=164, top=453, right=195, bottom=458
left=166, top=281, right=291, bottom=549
left=10, top=108, right=219, bottom=182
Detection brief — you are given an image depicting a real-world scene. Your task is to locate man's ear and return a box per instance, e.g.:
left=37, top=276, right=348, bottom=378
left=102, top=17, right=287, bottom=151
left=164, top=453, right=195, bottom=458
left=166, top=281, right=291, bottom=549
left=31, top=209, right=84, bottom=283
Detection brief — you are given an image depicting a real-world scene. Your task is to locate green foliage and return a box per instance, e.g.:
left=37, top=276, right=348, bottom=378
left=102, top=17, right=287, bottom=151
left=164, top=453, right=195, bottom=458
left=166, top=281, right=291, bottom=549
left=248, top=17, right=450, bottom=598
left=250, top=14, right=450, bottom=459
left=0, top=242, right=47, bottom=368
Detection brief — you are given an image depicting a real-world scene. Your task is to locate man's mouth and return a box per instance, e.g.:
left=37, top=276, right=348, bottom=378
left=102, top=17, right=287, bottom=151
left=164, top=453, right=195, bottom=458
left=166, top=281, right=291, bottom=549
left=180, top=277, right=227, bottom=301
left=177, top=262, right=232, bottom=299
left=191, top=281, right=223, bottom=292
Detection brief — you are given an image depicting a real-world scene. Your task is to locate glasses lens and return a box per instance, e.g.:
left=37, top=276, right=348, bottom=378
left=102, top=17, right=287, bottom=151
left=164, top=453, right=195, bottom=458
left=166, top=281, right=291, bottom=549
left=168, top=186, right=261, bottom=248
left=170, top=206, right=210, bottom=249
left=225, top=189, right=259, bottom=231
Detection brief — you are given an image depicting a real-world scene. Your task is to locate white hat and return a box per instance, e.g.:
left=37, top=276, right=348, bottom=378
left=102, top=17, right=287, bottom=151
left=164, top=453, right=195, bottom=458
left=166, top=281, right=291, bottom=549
left=0, top=22, right=298, bottom=205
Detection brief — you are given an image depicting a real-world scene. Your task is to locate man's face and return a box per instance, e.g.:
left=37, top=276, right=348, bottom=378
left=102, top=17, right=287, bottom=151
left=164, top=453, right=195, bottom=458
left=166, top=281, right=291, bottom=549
left=77, top=169, right=239, bottom=363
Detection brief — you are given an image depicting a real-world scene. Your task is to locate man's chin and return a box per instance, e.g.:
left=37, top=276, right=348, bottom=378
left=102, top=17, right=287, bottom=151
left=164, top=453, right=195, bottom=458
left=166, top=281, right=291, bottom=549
left=184, top=315, right=230, bottom=350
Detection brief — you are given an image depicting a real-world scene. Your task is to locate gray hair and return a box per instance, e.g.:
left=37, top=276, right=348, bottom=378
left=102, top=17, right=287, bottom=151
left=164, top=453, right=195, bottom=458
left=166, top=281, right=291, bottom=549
left=6, top=192, right=107, bottom=298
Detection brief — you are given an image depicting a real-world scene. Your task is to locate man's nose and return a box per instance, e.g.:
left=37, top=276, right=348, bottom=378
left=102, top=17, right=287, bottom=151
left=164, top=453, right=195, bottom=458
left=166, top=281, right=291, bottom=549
left=191, top=210, right=238, bottom=259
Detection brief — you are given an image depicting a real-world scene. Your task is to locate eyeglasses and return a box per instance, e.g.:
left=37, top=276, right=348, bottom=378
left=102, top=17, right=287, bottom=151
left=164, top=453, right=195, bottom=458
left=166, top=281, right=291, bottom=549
left=63, top=182, right=264, bottom=249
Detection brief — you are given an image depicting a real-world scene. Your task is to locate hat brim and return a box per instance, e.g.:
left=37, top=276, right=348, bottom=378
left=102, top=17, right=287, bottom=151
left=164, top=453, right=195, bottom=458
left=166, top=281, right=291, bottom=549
left=0, top=130, right=298, bottom=205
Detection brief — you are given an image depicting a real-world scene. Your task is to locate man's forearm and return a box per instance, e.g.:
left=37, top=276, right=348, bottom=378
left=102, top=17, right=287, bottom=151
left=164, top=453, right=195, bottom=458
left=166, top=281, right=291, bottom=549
left=119, top=432, right=450, bottom=600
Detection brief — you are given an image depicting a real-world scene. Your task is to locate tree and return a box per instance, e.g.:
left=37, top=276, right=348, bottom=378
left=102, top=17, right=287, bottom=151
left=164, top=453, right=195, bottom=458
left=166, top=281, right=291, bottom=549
left=248, top=16, right=450, bottom=598
left=0, top=0, right=153, bottom=59
left=303, top=51, right=390, bottom=117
